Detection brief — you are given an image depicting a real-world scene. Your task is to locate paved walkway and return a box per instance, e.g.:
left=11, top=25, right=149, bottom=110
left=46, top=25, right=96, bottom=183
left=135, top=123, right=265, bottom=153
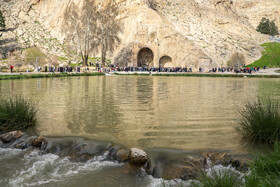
left=112, top=68, right=280, bottom=76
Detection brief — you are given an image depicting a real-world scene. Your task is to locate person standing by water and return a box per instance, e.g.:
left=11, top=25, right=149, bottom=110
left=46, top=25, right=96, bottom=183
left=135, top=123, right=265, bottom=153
left=10, top=65, right=13, bottom=73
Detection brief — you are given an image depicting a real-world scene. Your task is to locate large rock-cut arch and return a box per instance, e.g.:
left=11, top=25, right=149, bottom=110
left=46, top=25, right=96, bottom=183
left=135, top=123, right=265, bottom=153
left=159, top=56, right=172, bottom=68
left=137, top=48, right=154, bottom=67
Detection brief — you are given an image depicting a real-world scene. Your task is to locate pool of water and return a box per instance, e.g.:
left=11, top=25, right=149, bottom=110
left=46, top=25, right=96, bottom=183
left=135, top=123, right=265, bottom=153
left=0, top=76, right=280, bottom=186
left=1, top=76, right=280, bottom=151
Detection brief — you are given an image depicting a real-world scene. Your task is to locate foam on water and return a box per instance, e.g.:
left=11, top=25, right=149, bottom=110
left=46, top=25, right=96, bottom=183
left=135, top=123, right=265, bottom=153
left=0, top=147, right=247, bottom=186
left=205, top=164, right=245, bottom=181
left=8, top=150, right=122, bottom=187
left=148, top=177, right=196, bottom=187
left=0, top=147, right=22, bottom=160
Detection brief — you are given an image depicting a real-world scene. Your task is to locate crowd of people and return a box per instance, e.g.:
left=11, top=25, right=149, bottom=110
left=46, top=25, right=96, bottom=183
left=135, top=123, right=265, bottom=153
left=7, top=64, right=264, bottom=74
left=199, top=66, right=262, bottom=74
left=106, top=66, right=193, bottom=73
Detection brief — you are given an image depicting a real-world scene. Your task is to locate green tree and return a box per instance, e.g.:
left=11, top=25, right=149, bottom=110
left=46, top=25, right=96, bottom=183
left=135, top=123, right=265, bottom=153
left=270, top=20, right=279, bottom=36
left=257, top=17, right=279, bottom=36
left=0, top=10, right=5, bottom=29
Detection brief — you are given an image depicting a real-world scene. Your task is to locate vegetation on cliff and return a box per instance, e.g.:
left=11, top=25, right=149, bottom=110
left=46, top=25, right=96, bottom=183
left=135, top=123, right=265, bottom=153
left=248, top=42, right=280, bottom=68
left=256, top=18, right=279, bottom=36
left=0, top=10, right=5, bottom=29
left=0, top=96, right=37, bottom=133
left=24, top=47, right=46, bottom=67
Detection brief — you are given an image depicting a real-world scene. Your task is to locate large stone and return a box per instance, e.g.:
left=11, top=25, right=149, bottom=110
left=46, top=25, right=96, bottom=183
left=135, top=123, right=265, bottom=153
left=0, top=131, right=24, bottom=143
left=116, top=149, right=130, bottom=162
left=32, top=136, right=45, bottom=148
left=129, top=148, right=148, bottom=165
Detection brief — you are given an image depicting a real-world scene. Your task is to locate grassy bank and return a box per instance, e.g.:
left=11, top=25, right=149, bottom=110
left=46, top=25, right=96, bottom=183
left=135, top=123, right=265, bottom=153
left=248, top=42, right=280, bottom=68
left=161, top=142, right=280, bottom=187
left=115, top=72, right=280, bottom=78
left=0, top=96, right=37, bottom=133
left=0, top=72, right=105, bottom=80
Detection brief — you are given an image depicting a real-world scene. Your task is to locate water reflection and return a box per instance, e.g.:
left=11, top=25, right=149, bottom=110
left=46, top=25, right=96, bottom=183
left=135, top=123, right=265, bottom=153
left=0, top=76, right=279, bottom=152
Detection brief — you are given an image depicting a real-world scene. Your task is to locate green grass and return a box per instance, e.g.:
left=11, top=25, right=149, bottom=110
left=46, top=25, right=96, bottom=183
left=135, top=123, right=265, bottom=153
left=245, top=143, right=280, bottom=187
left=248, top=42, right=280, bottom=68
left=236, top=98, right=280, bottom=146
left=0, top=72, right=104, bottom=80
left=193, top=170, right=243, bottom=187
left=0, top=96, right=37, bottom=133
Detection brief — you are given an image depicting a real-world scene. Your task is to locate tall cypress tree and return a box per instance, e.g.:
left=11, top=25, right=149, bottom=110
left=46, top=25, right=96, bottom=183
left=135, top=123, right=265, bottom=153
left=257, top=18, right=270, bottom=35
left=0, top=10, right=5, bottom=29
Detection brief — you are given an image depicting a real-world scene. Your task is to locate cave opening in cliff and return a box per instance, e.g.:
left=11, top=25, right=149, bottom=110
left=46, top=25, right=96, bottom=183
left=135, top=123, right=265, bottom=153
left=137, top=48, right=154, bottom=67
left=159, top=56, right=172, bottom=68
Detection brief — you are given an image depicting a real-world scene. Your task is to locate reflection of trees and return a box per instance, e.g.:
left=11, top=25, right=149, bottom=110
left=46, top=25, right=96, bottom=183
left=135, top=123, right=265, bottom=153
left=136, top=77, right=154, bottom=105
left=65, top=76, right=122, bottom=135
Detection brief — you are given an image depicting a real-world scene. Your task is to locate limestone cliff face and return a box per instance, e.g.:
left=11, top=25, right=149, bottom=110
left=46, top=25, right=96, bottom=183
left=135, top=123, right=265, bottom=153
left=235, top=0, right=280, bottom=29
left=0, top=0, right=279, bottom=68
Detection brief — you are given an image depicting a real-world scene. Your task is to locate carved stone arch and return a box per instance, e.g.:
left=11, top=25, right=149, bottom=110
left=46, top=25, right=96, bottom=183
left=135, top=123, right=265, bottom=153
left=159, top=55, right=172, bottom=68
left=137, top=48, right=154, bottom=67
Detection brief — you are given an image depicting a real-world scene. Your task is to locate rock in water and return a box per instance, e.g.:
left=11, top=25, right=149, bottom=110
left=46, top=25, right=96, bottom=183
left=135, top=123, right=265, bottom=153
left=129, top=148, right=148, bottom=165
left=32, top=136, right=45, bottom=148
left=116, top=149, right=130, bottom=162
left=0, top=131, right=23, bottom=143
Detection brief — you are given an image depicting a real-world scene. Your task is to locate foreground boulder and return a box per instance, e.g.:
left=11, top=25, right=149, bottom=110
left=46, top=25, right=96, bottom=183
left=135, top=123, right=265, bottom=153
left=129, top=148, right=148, bottom=165
left=0, top=131, right=23, bottom=143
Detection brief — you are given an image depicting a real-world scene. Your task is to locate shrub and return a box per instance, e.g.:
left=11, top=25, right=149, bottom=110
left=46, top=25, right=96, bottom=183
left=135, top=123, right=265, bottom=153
left=227, top=53, right=245, bottom=68
left=24, top=47, right=46, bottom=67
left=236, top=98, right=280, bottom=146
left=0, top=96, right=37, bottom=133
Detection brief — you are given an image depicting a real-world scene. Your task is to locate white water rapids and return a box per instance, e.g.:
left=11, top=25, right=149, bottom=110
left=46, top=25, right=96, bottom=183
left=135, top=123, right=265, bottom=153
left=0, top=148, right=245, bottom=187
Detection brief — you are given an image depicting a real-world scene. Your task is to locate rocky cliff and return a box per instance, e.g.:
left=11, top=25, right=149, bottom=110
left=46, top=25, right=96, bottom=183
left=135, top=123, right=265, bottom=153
left=0, top=0, right=279, bottom=69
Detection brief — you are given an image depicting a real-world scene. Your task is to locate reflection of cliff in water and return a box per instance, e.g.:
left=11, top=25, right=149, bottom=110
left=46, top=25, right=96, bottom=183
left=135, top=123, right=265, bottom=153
left=64, top=77, right=122, bottom=135
left=1, top=76, right=279, bottom=151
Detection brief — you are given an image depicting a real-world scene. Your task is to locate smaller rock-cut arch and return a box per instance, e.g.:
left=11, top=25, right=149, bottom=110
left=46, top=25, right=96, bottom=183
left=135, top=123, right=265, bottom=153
left=137, top=48, right=154, bottom=68
left=159, top=56, right=172, bottom=68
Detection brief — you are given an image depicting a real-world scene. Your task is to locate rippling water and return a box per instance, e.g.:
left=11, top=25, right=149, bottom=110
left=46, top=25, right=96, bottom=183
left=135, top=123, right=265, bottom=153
left=1, top=76, right=280, bottom=186
left=1, top=76, right=280, bottom=151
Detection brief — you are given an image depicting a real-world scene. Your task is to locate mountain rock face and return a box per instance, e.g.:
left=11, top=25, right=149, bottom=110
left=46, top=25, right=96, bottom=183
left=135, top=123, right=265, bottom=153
left=0, top=0, right=279, bottom=69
